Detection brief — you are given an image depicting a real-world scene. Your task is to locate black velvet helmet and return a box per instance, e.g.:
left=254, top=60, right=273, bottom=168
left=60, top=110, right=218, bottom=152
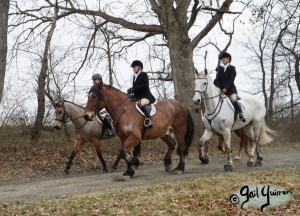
left=92, top=73, right=102, bottom=80
left=130, top=60, right=143, bottom=69
left=219, top=52, right=232, bottom=62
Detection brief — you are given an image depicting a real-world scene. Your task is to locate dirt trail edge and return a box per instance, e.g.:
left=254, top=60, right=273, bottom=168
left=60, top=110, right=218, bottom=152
left=1, top=148, right=299, bottom=204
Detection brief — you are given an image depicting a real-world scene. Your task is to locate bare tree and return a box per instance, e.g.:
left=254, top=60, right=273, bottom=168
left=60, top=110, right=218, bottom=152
left=31, top=3, right=59, bottom=141
left=0, top=0, right=10, bottom=103
left=45, top=0, right=244, bottom=111
left=244, top=0, right=300, bottom=119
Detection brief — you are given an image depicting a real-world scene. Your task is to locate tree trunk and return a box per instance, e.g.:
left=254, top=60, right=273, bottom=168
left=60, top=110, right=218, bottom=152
left=0, top=0, right=9, bottom=103
left=167, top=28, right=202, bottom=133
left=31, top=4, right=58, bottom=141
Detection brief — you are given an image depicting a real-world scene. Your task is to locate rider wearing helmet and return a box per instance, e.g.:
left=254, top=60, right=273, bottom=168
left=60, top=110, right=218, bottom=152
left=91, top=73, right=115, bottom=136
left=127, top=60, right=155, bottom=128
left=214, top=52, right=246, bottom=122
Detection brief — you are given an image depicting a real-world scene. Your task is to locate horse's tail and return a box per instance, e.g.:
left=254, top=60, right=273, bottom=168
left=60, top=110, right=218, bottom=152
left=259, top=120, right=277, bottom=145
left=184, top=110, right=194, bottom=156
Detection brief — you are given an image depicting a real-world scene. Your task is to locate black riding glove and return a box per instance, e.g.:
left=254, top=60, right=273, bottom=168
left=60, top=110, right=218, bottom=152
left=127, top=88, right=133, bottom=94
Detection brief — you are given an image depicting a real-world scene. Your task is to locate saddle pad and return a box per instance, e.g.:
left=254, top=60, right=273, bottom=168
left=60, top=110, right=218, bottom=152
left=135, top=102, right=156, bottom=117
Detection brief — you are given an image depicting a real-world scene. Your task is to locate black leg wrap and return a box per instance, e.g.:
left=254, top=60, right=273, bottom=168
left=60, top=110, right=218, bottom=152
left=119, top=148, right=126, bottom=159
left=164, top=155, right=172, bottom=166
left=123, top=166, right=135, bottom=177
left=133, top=144, right=141, bottom=158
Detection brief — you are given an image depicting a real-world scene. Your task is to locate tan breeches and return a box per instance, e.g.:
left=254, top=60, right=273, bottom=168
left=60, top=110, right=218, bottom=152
left=139, top=98, right=150, bottom=106
left=229, top=93, right=237, bottom=102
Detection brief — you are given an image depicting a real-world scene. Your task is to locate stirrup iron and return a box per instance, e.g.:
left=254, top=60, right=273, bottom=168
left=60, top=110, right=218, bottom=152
left=144, top=118, right=152, bottom=128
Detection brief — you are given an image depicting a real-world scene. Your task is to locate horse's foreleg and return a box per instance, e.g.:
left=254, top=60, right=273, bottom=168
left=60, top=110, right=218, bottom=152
left=132, top=142, right=143, bottom=168
left=222, top=130, right=233, bottom=172
left=64, top=138, right=82, bottom=175
left=112, top=156, right=121, bottom=172
left=160, top=135, right=176, bottom=172
left=198, top=129, right=214, bottom=164
left=119, top=136, right=141, bottom=177
left=92, top=138, right=108, bottom=173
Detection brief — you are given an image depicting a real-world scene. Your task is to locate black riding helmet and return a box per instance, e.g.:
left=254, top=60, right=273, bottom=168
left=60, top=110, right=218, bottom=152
left=92, top=73, right=102, bottom=80
left=130, top=60, right=143, bottom=69
left=219, top=52, right=232, bottom=62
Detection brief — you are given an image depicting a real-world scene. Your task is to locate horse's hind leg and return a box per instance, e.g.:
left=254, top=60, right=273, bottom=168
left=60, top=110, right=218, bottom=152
left=234, top=129, right=246, bottom=161
left=243, top=125, right=256, bottom=166
left=255, top=127, right=263, bottom=166
left=119, top=136, right=141, bottom=177
left=64, top=138, right=82, bottom=175
left=160, top=135, right=176, bottom=172
left=92, top=138, right=108, bottom=173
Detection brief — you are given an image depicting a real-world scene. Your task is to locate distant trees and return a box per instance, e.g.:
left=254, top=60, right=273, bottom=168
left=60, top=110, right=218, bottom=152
left=244, top=0, right=300, bottom=119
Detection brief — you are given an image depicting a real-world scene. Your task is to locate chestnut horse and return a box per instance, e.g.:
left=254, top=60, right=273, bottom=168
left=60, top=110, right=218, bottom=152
left=52, top=100, right=130, bottom=174
left=83, top=83, right=194, bottom=178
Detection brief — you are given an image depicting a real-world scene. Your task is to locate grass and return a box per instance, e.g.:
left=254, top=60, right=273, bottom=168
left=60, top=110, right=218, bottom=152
left=0, top=167, right=299, bottom=216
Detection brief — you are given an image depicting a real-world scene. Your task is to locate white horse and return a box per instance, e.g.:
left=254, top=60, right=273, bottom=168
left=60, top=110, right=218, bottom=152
left=193, top=69, right=276, bottom=171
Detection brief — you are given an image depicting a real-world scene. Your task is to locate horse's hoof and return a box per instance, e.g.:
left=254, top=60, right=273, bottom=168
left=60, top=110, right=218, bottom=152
left=255, top=161, right=262, bottom=166
left=63, top=170, right=69, bottom=175
left=123, top=169, right=135, bottom=178
left=103, top=168, right=109, bottom=173
left=111, top=166, right=117, bottom=172
left=165, top=164, right=172, bottom=172
left=199, top=156, right=209, bottom=164
left=247, top=161, right=254, bottom=166
left=224, top=164, right=233, bottom=172
left=234, top=156, right=241, bottom=162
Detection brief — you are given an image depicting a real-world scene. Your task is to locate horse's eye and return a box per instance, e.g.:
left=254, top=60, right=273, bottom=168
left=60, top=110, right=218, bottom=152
left=58, top=111, right=62, bottom=114
left=204, top=82, right=207, bottom=85
left=93, top=95, right=97, bottom=99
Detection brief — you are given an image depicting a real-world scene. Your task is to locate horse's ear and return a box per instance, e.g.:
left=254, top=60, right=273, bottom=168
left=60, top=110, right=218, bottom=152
left=53, top=100, right=59, bottom=107
left=97, top=80, right=103, bottom=90
left=61, top=99, right=65, bottom=108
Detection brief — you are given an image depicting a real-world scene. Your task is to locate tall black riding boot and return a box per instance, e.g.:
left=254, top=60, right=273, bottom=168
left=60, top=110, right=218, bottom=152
left=141, top=106, right=153, bottom=128
left=102, top=116, right=114, bottom=136
left=234, top=101, right=246, bottom=122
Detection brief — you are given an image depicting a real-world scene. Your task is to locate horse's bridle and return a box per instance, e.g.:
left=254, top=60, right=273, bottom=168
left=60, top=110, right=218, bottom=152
left=88, top=90, right=130, bottom=128
left=55, top=106, right=87, bottom=129
left=194, top=77, right=227, bottom=134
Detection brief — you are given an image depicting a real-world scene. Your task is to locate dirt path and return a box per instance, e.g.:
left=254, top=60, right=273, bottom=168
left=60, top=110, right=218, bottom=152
left=1, top=148, right=299, bottom=204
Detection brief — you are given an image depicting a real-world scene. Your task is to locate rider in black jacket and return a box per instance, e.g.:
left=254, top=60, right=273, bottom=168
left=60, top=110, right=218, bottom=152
left=214, top=52, right=246, bottom=122
left=127, top=60, right=155, bottom=128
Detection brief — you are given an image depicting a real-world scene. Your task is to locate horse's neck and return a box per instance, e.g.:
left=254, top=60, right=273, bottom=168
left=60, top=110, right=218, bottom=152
left=103, top=87, right=130, bottom=121
left=204, top=84, right=221, bottom=113
left=65, top=102, right=86, bottom=127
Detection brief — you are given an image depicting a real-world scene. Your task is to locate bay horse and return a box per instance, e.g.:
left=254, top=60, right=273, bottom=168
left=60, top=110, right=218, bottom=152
left=83, top=82, right=194, bottom=178
left=194, top=102, right=250, bottom=163
left=193, top=70, right=276, bottom=171
left=52, top=100, right=129, bottom=174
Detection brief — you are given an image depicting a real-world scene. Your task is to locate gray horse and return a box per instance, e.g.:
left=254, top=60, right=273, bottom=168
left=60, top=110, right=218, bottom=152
left=52, top=100, right=122, bottom=174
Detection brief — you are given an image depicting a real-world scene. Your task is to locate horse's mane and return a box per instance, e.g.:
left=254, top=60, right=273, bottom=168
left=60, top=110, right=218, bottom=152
left=63, top=100, right=85, bottom=110
left=103, top=84, right=127, bottom=95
